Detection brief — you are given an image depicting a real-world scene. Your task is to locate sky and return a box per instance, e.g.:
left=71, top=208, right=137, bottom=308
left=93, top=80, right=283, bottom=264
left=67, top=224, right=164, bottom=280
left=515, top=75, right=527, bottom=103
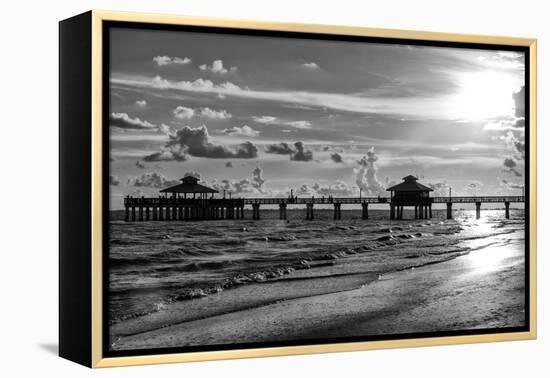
left=108, top=27, right=526, bottom=209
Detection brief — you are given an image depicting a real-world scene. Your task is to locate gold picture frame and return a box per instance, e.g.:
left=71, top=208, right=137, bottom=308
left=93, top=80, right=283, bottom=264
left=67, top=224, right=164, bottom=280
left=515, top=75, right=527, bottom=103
left=59, top=10, right=537, bottom=368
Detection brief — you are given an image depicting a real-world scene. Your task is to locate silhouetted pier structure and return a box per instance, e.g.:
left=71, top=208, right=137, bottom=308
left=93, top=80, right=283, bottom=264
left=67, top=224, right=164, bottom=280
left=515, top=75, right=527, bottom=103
left=123, top=175, right=524, bottom=222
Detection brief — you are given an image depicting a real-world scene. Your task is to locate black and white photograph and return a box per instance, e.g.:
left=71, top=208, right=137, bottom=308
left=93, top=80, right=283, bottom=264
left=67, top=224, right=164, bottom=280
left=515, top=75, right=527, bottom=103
left=106, top=24, right=528, bottom=353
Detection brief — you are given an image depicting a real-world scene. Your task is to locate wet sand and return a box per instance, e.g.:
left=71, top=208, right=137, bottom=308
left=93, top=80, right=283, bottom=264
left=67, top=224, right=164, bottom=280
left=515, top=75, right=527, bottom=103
left=113, top=235, right=525, bottom=350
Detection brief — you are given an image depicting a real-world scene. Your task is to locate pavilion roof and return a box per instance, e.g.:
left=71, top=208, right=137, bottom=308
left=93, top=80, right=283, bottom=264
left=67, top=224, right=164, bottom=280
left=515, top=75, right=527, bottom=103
left=160, top=176, right=218, bottom=193
left=386, top=175, right=433, bottom=192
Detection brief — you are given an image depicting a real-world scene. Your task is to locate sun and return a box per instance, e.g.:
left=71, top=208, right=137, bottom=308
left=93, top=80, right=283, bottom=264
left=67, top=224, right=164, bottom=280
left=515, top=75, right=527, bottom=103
left=452, top=71, right=518, bottom=121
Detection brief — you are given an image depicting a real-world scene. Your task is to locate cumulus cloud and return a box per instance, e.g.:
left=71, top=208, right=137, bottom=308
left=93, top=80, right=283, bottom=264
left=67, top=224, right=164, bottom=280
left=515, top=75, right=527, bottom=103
left=183, top=171, right=201, bottom=180
left=500, top=130, right=525, bottom=161
left=109, top=112, right=157, bottom=130
left=173, top=106, right=231, bottom=120
left=109, top=175, right=120, bottom=186
left=302, top=62, right=319, bottom=69
left=354, top=147, right=385, bottom=195
left=153, top=55, right=191, bottom=66
left=144, top=125, right=258, bottom=161
left=223, top=125, right=259, bottom=137
left=128, top=172, right=180, bottom=188
left=297, top=180, right=354, bottom=197
left=173, top=106, right=195, bottom=120
left=290, top=142, right=313, bottom=162
left=143, top=144, right=188, bottom=162
left=427, top=181, right=449, bottom=197
left=151, top=76, right=241, bottom=93
left=503, top=157, right=522, bottom=177
left=330, top=152, right=343, bottom=163
left=210, top=167, right=266, bottom=196
left=199, top=59, right=236, bottom=74
left=251, top=167, right=266, bottom=192
left=136, top=100, right=147, bottom=107
left=265, top=142, right=295, bottom=155
left=264, top=141, right=313, bottom=161
left=200, top=107, right=232, bottom=119
left=135, top=160, right=146, bottom=169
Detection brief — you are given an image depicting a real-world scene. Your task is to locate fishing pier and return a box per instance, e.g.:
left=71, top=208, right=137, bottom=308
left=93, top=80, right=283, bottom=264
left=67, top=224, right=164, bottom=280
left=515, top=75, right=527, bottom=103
left=123, top=175, right=524, bottom=222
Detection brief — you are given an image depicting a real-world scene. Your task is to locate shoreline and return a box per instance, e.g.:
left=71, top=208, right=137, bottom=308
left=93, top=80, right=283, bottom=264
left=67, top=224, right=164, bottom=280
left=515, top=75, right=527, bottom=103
left=111, top=232, right=525, bottom=351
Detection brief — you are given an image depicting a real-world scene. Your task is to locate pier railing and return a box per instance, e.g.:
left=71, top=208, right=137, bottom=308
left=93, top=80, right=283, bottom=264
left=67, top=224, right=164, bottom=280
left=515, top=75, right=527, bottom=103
left=122, top=195, right=524, bottom=222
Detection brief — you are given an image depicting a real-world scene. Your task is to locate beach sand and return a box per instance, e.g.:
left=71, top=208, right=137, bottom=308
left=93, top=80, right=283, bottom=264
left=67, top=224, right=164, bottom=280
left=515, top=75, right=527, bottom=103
left=112, top=235, right=525, bottom=350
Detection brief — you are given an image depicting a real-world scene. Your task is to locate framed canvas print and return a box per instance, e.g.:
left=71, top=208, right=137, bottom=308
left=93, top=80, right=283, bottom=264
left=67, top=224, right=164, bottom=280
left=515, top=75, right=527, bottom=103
left=59, top=10, right=537, bottom=368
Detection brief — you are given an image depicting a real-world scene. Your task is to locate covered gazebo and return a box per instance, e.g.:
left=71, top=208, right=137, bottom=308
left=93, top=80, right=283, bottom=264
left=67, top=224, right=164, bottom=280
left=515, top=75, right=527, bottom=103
left=386, top=175, right=433, bottom=219
left=160, top=176, right=218, bottom=199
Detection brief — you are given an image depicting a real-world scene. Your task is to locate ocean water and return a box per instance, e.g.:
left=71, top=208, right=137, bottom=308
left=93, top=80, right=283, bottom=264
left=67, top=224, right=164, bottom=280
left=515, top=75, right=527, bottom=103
left=108, top=208, right=525, bottom=327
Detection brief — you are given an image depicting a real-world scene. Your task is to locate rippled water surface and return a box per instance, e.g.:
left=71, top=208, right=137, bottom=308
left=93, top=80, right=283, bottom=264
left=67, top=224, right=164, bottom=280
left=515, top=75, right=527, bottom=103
left=109, top=208, right=525, bottom=324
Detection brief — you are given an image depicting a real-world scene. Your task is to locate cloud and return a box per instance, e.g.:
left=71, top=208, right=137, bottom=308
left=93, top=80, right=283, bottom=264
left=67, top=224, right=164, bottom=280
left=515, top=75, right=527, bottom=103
left=199, top=59, right=236, bottom=74
left=143, top=144, right=188, bottom=162
left=200, top=107, right=232, bottom=119
left=251, top=166, right=266, bottom=192
left=513, top=86, right=525, bottom=118
left=330, top=152, right=343, bottom=163
left=285, top=121, right=311, bottom=129
left=264, top=141, right=313, bottom=161
left=253, top=116, right=277, bottom=124
left=128, top=172, right=180, bottom=188
left=297, top=180, right=354, bottom=197
left=290, top=142, right=313, bottom=162
left=252, top=116, right=310, bottom=129
left=302, top=62, right=319, bottom=69
left=109, top=175, right=120, bottom=186
left=225, top=161, right=233, bottom=167
left=113, top=74, right=481, bottom=119
left=483, top=117, right=524, bottom=131
left=173, top=106, right=195, bottom=120
left=149, top=76, right=241, bottom=93
left=136, top=100, right=147, bottom=107
left=354, top=147, right=385, bottom=195
left=153, top=55, right=191, bottom=66
left=135, top=160, right=146, bottom=169
left=109, top=112, right=156, bottom=130
left=144, top=125, right=258, bottom=161
left=173, top=106, right=231, bottom=120
left=157, top=123, right=172, bottom=135
left=223, top=125, right=259, bottom=137
left=465, top=180, right=483, bottom=194
left=183, top=171, right=201, bottom=180
left=427, top=181, right=448, bottom=197
left=265, top=142, right=295, bottom=155
left=210, top=168, right=266, bottom=195
left=500, top=179, right=523, bottom=190
left=503, top=157, right=522, bottom=177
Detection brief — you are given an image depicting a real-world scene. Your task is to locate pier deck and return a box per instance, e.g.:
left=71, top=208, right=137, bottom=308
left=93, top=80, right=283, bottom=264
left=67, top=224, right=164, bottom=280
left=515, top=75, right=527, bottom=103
left=123, top=196, right=524, bottom=222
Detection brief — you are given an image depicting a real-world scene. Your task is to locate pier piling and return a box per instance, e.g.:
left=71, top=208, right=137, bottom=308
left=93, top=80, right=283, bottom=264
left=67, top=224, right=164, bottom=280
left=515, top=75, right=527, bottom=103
left=361, top=202, right=369, bottom=220
left=279, top=203, right=287, bottom=220
left=306, top=203, right=314, bottom=220
left=252, top=203, right=260, bottom=220
left=333, top=203, right=342, bottom=220
left=505, top=201, right=510, bottom=219
left=475, top=202, right=481, bottom=219
left=446, top=202, right=453, bottom=220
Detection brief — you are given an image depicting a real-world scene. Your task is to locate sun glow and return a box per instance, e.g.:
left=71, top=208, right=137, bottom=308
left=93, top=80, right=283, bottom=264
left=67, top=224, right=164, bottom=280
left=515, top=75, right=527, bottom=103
left=452, top=71, right=518, bottom=121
